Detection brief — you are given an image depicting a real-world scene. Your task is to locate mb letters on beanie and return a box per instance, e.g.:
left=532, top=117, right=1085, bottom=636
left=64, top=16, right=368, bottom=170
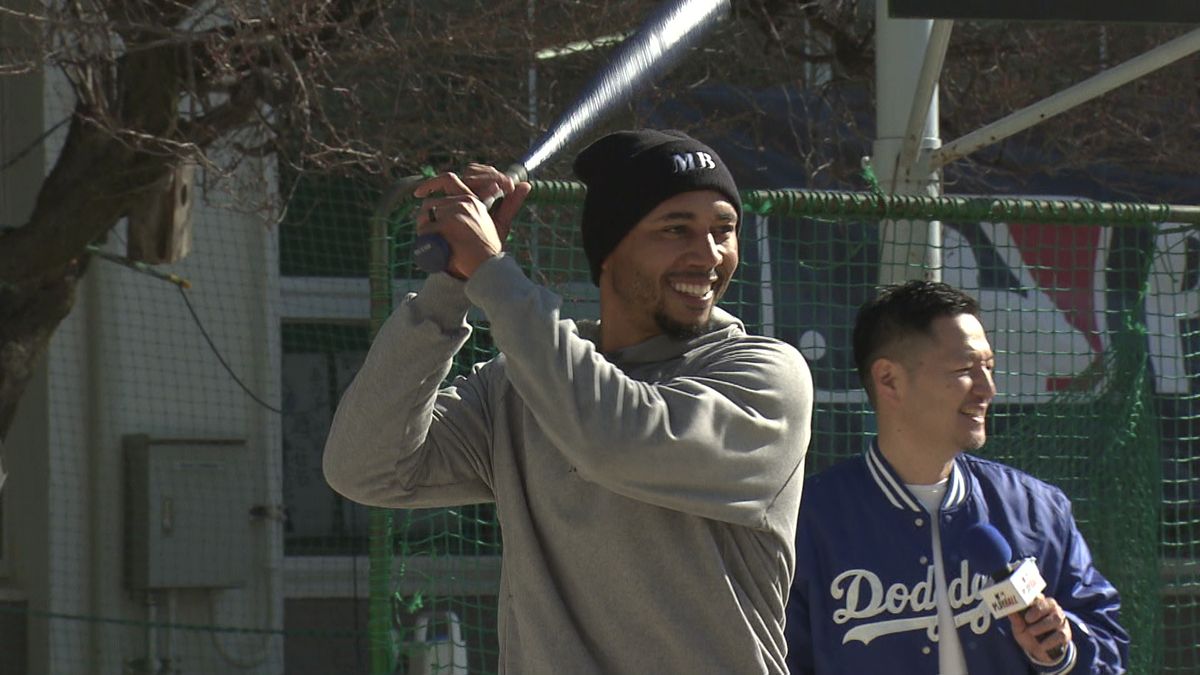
left=573, top=129, right=742, bottom=285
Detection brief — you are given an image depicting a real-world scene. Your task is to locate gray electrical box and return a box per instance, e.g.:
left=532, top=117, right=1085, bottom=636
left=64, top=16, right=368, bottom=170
left=124, top=435, right=255, bottom=590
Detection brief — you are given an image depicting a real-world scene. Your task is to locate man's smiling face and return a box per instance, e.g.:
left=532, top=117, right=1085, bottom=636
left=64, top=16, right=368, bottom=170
left=599, top=190, right=739, bottom=350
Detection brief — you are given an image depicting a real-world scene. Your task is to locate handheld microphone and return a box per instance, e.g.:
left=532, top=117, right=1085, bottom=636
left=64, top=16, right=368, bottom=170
left=963, top=523, right=1065, bottom=661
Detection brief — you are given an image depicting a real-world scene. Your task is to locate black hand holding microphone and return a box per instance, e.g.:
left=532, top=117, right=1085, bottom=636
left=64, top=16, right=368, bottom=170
left=963, top=522, right=1066, bottom=661
left=412, top=0, right=731, bottom=274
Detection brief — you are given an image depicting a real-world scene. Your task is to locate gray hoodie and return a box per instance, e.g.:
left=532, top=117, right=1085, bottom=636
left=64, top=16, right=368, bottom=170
left=324, top=254, right=813, bottom=674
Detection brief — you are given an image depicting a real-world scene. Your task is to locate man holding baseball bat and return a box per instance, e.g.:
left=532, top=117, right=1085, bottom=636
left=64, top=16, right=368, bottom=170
left=324, top=129, right=813, bottom=673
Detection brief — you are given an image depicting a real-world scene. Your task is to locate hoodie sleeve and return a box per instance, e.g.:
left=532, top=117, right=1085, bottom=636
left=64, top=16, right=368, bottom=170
left=466, top=255, right=813, bottom=528
left=322, top=273, right=497, bottom=509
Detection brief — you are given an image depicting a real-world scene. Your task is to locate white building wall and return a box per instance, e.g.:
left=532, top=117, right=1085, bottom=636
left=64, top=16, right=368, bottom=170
left=3, top=63, right=284, bottom=674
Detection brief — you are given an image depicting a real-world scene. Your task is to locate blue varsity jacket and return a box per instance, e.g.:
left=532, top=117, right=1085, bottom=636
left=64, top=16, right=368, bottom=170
left=786, top=442, right=1129, bottom=674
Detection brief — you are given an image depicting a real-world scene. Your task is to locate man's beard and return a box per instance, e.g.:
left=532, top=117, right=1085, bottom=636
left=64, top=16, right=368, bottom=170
left=655, top=310, right=712, bottom=341
left=610, top=262, right=725, bottom=341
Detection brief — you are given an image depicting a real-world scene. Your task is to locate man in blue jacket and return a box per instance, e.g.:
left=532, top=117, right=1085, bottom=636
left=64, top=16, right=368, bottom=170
left=786, top=280, right=1128, bottom=674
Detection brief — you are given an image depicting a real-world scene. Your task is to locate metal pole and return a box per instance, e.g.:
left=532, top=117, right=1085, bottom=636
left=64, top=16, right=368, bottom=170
left=874, top=0, right=942, bottom=285
left=934, top=27, right=1200, bottom=170
left=366, top=178, right=419, bottom=675
left=897, top=20, right=953, bottom=175
left=521, top=178, right=1200, bottom=225
left=738, top=189, right=1199, bottom=225
left=755, top=213, right=775, bottom=338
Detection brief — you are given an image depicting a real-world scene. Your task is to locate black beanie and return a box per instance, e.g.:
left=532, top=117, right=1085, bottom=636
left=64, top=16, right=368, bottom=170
left=573, top=129, right=742, bottom=285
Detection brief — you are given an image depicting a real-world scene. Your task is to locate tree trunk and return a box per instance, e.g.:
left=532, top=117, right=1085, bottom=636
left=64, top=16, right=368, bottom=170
left=0, top=111, right=169, bottom=440
left=0, top=36, right=259, bottom=440
left=0, top=262, right=85, bottom=439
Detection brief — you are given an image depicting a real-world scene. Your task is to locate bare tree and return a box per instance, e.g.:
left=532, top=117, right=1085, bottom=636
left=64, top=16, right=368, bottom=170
left=1, top=0, right=1196, bottom=438
left=0, top=0, right=554, bottom=436
left=939, top=20, right=1200, bottom=199
left=0, top=0, right=397, bottom=435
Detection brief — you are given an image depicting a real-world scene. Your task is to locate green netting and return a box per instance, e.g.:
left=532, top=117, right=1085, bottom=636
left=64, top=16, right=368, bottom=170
left=365, top=182, right=1196, bottom=674
left=5, top=173, right=1197, bottom=674
left=981, top=240, right=1164, bottom=673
